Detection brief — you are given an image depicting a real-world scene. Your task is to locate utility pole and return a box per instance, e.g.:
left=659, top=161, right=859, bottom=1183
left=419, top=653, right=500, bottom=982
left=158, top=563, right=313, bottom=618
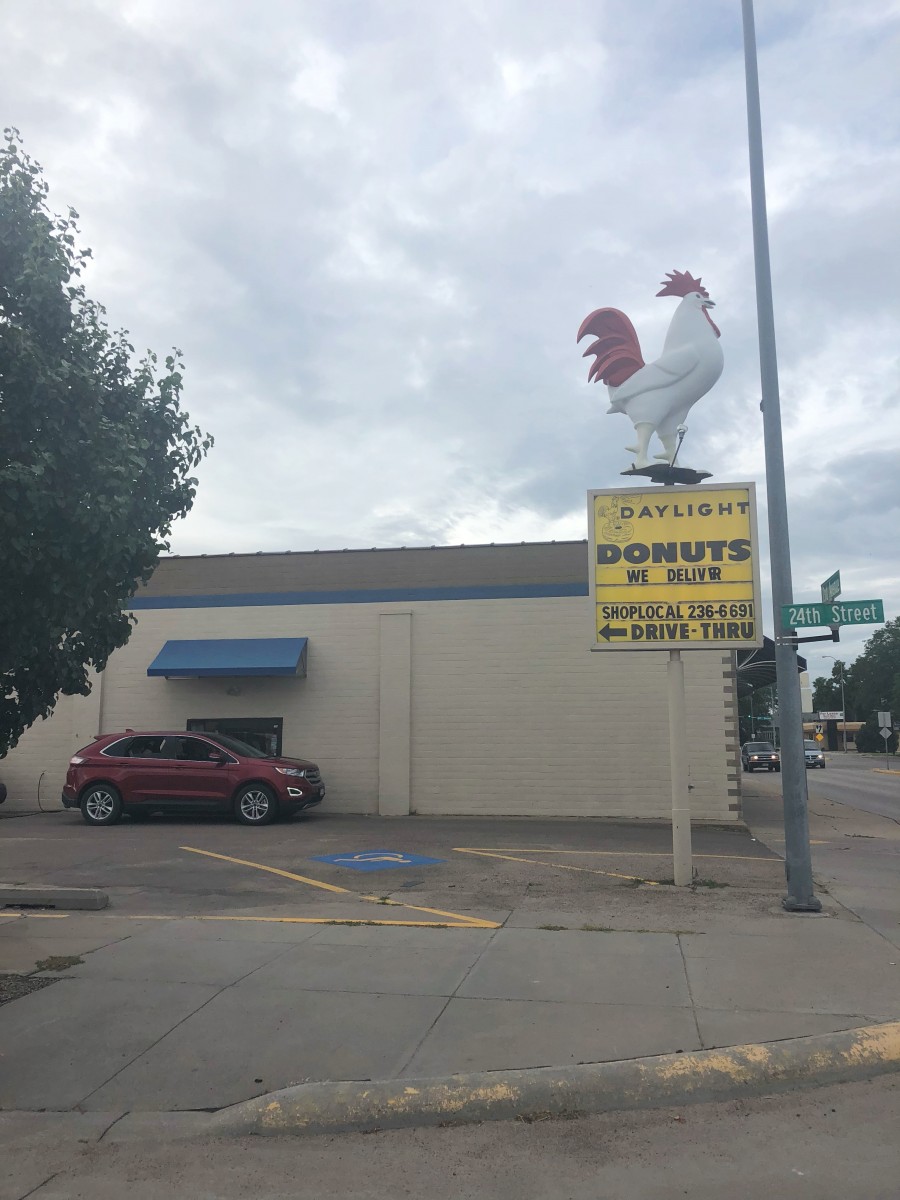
left=740, top=0, right=820, bottom=911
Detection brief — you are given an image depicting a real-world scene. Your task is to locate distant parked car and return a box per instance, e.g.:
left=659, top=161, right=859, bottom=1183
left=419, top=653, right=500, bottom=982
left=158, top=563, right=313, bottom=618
left=0, top=778, right=6, bottom=804
left=61, top=731, right=325, bottom=827
left=741, top=741, right=781, bottom=772
left=804, top=739, right=826, bottom=769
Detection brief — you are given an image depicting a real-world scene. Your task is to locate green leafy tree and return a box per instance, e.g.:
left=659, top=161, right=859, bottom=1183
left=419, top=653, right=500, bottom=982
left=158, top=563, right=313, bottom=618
left=849, top=617, right=900, bottom=753
left=738, top=682, right=777, bottom=744
left=811, top=660, right=851, bottom=715
left=0, top=130, right=212, bottom=754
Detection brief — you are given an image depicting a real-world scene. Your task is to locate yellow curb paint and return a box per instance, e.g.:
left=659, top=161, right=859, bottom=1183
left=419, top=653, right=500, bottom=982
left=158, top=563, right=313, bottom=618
left=455, top=847, right=783, bottom=863
left=180, top=845, right=500, bottom=929
left=453, top=847, right=660, bottom=885
left=221, top=1019, right=900, bottom=1136
left=873, top=769, right=900, bottom=775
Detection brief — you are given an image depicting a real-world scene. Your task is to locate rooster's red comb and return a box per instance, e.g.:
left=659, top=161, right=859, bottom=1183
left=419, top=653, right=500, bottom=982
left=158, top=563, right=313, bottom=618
left=656, top=270, right=709, bottom=299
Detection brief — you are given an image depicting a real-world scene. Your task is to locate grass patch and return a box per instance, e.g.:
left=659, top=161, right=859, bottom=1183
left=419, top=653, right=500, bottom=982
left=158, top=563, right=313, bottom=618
left=538, top=923, right=568, bottom=931
left=580, top=924, right=701, bottom=935
left=621, top=877, right=646, bottom=888
left=33, top=955, right=83, bottom=973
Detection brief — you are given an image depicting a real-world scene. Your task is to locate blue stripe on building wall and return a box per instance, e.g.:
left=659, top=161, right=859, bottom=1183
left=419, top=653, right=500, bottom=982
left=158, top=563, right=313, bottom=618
left=128, top=582, right=589, bottom=610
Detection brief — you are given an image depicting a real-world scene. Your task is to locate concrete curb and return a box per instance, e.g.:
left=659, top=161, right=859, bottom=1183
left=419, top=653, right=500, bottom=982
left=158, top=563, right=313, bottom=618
left=0, top=885, right=108, bottom=911
left=208, top=1020, right=900, bottom=1137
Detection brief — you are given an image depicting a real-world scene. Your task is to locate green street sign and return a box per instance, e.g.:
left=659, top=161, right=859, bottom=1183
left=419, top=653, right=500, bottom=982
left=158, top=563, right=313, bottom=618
left=782, top=599, right=884, bottom=629
left=821, top=571, right=841, bottom=604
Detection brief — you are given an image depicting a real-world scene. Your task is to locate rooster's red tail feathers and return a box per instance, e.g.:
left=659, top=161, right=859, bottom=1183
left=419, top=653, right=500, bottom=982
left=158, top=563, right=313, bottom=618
left=577, top=307, right=645, bottom=388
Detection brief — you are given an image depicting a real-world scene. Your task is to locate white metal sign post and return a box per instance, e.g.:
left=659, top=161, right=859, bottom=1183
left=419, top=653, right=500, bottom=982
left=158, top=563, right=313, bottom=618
left=878, top=711, right=892, bottom=769
left=588, top=483, right=763, bottom=886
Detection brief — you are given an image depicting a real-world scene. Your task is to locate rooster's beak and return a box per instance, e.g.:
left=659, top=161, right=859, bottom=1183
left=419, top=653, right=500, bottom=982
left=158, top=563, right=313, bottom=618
left=702, top=299, right=716, bottom=308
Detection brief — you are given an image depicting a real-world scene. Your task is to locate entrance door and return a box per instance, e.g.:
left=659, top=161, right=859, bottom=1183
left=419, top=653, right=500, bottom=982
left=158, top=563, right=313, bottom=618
left=187, top=717, right=283, bottom=757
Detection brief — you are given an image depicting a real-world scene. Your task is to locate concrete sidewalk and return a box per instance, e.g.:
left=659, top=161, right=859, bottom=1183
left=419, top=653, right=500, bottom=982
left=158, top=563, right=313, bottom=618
left=1, top=782, right=898, bottom=1125
left=1, top=890, right=897, bottom=1115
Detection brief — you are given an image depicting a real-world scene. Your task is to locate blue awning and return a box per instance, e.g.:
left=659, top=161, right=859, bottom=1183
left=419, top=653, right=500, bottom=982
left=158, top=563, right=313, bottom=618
left=147, top=638, right=308, bottom=678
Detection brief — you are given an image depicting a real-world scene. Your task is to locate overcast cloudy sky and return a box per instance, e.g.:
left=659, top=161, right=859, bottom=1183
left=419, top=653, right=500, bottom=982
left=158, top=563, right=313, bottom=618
left=3, top=0, right=898, bottom=674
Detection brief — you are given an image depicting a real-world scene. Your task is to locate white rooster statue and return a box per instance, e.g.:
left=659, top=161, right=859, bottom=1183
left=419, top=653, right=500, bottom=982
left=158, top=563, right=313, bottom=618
left=577, top=270, right=723, bottom=470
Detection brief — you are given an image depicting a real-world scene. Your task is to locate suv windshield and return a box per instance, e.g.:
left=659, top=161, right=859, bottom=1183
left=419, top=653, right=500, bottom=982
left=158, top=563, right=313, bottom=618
left=745, top=743, right=775, bottom=752
left=803, top=740, right=821, bottom=751
left=207, top=733, right=269, bottom=758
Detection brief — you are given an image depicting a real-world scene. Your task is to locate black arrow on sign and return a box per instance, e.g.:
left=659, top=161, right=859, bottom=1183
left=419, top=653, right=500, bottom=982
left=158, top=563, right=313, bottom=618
left=597, top=623, right=628, bottom=641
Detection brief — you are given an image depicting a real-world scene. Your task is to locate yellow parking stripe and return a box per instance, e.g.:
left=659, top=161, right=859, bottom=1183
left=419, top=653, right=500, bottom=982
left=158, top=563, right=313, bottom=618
left=0, top=912, right=70, bottom=919
left=359, top=896, right=499, bottom=929
left=455, top=847, right=785, bottom=863
left=180, top=845, right=499, bottom=929
left=124, top=914, right=487, bottom=928
left=3, top=911, right=488, bottom=929
left=453, top=847, right=660, bottom=884
left=181, top=846, right=350, bottom=894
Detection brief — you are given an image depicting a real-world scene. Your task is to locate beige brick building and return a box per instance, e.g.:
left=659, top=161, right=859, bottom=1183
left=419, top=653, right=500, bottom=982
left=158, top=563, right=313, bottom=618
left=2, top=542, right=741, bottom=820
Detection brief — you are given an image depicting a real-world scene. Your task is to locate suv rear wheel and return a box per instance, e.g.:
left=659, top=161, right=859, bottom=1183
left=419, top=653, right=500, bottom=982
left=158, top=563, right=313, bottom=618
left=81, top=784, right=123, bottom=826
left=234, top=783, right=277, bottom=826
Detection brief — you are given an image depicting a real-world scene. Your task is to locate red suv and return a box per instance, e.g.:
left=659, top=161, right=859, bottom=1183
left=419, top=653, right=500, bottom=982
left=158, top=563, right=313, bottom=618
left=62, top=731, right=325, bottom=827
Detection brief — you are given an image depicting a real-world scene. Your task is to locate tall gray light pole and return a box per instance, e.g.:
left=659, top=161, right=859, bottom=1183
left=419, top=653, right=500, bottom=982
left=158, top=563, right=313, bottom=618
left=740, top=0, right=821, bottom=911
left=824, top=656, right=848, bottom=752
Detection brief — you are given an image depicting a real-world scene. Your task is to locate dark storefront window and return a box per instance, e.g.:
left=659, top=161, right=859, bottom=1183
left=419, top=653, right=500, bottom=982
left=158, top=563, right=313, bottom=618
left=187, top=717, right=283, bottom=757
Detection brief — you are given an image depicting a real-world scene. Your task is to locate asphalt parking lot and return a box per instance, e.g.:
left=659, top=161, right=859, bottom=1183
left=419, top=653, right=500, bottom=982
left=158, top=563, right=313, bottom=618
left=1, top=808, right=787, bottom=929
left=3, top=792, right=899, bottom=1120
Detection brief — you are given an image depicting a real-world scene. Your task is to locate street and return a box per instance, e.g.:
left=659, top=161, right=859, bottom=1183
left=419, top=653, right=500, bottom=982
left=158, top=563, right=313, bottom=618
left=2, top=1076, right=899, bottom=1200
left=799, top=752, right=899, bottom=822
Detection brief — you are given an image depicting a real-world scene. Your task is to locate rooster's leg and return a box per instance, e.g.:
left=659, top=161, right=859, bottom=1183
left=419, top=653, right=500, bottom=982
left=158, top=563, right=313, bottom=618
left=655, top=432, right=679, bottom=464
left=625, top=422, right=654, bottom=469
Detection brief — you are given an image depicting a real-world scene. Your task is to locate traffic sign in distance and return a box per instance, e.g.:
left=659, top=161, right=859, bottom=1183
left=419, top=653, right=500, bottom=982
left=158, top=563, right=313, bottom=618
left=818, top=711, right=844, bottom=720
left=821, top=571, right=841, bottom=604
left=589, top=483, right=762, bottom=651
left=782, top=600, right=884, bottom=629
left=815, top=733, right=824, bottom=742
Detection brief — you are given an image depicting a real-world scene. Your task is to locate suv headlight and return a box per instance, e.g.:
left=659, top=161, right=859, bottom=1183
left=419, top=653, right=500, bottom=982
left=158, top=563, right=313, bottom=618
left=274, top=767, right=307, bottom=778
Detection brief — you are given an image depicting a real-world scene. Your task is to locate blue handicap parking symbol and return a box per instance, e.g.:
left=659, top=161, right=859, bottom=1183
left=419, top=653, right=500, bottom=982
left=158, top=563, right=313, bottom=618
left=310, top=850, right=445, bottom=872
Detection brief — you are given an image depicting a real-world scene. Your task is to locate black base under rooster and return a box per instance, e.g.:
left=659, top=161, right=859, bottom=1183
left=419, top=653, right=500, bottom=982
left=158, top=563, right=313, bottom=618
left=621, top=464, right=712, bottom=486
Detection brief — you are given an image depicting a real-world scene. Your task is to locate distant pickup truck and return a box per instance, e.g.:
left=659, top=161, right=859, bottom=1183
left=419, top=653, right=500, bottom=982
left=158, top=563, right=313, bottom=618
left=741, top=742, right=781, bottom=772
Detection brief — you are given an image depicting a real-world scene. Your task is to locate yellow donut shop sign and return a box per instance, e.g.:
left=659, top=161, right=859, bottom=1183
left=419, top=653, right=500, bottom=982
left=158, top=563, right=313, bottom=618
left=587, top=483, right=763, bottom=651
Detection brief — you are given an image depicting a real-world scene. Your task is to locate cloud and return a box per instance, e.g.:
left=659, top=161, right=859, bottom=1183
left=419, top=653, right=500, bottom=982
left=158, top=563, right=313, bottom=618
left=2, top=0, right=899, bottom=665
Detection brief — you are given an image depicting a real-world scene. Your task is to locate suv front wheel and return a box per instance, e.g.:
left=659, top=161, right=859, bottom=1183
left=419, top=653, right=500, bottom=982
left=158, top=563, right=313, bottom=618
left=234, top=783, right=277, bottom=826
left=81, top=784, right=123, bottom=826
